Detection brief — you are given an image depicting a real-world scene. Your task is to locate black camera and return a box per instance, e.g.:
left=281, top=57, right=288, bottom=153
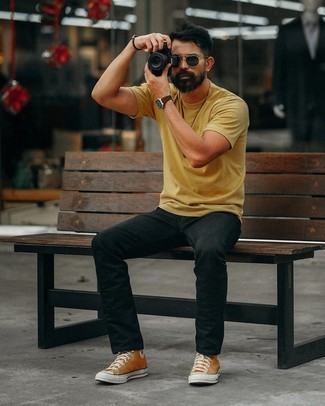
left=148, top=42, right=176, bottom=76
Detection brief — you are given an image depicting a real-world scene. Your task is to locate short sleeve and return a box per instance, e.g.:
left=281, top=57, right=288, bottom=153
left=205, top=97, right=249, bottom=148
left=129, top=83, right=156, bottom=120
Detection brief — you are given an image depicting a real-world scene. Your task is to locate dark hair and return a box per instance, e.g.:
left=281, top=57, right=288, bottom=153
left=169, top=21, right=213, bottom=56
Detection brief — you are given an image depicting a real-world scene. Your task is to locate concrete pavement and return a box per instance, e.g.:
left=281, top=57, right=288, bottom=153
left=0, top=230, right=324, bottom=405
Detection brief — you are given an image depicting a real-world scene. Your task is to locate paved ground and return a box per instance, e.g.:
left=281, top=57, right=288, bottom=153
left=0, top=228, right=324, bottom=406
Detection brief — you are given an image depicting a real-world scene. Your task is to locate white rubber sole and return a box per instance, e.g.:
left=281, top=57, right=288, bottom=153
left=95, top=368, right=148, bottom=384
left=188, top=371, right=220, bottom=386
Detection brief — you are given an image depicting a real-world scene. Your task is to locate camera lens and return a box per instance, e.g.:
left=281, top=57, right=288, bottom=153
left=148, top=43, right=171, bottom=76
left=148, top=53, right=167, bottom=70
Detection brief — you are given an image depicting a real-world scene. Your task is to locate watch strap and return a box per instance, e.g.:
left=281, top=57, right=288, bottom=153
left=156, top=95, right=173, bottom=109
left=161, top=95, right=173, bottom=105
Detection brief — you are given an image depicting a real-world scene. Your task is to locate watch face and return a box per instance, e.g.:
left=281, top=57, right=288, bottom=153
left=155, top=98, right=164, bottom=109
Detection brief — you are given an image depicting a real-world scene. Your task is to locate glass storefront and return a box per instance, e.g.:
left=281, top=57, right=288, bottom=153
left=0, top=0, right=324, bottom=192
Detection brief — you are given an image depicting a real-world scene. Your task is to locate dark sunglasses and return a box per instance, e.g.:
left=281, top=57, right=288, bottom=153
left=170, top=54, right=207, bottom=68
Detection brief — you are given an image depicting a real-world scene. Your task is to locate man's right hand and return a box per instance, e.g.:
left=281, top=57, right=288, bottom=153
left=132, top=33, right=171, bottom=53
left=92, top=32, right=172, bottom=116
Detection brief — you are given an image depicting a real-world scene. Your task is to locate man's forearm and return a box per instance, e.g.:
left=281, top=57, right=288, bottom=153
left=92, top=40, right=137, bottom=104
left=163, top=101, right=231, bottom=168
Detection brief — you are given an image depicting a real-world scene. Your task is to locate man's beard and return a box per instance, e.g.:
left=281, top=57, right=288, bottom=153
left=170, top=70, right=206, bottom=93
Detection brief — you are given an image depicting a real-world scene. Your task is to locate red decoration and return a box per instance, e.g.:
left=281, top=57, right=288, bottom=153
left=39, top=0, right=66, bottom=25
left=41, top=0, right=72, bottom=68
left=0, top=0, right=30, bottom=114
left=87, top=0, right=112, bottom=22
left=0, top=80, right=31, bottom=115
left=42, top=44, right=71, bottom=67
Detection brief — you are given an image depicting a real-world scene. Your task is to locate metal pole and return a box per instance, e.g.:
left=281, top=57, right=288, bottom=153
left=0, top=106, right=2, bottom=223
left=146, top=0, right=151, bottom=33
left=237, top=0, right=243, bottom=98
left=109, top=3, right=117, bottom=150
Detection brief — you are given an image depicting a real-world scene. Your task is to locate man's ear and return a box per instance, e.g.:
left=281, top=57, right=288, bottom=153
left=206, top=56, right=215, bottom=72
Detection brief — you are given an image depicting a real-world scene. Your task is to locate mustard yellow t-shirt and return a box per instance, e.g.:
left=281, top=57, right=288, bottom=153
left=130, top=81, right=249, bottom=219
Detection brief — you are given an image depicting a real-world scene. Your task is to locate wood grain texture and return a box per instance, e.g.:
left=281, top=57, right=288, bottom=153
left=55, top=152, right=325, bottom=241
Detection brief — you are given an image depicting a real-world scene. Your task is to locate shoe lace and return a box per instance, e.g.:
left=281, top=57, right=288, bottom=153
left=106, top=351, right=134, bottom=372
left=192, top=353, right=213, bottom=373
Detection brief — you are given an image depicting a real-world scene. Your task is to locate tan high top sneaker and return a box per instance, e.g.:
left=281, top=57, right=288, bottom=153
left=95, top=350, right=148, bottom=384
left=188, top=352, right=220, bottom=385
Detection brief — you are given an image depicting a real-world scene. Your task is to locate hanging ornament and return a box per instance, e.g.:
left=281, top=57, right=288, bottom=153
left=0, top=0, right=31, bottom=114
left=42, top=44, right=71, bottom=67
left=41, top=0, right=71, bottom=68
left=39, top=0, right=66, bottom=25
left=86, top=0, right=112, bottom=23
left=0, top=80, right=31, bottom=115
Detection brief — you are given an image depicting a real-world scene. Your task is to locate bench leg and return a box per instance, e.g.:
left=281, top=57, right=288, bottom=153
left=37, top=253, right=107, bottom=349
left=277, top=262, right=294, bottom=368
left=277, top=262, right=325, bottom=369
left=37, top=253, right=55, bottom=348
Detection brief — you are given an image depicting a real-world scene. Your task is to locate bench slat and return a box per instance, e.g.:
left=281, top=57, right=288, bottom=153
left=245, top=174, right=325, bottom=195
left=60, top=192, right=324, bottom=218
left=57, top=211, right=325, bottom=240
left=63, top=171, right=324, bottom=195
left=246, top=153, right=325, bottom=173
left=241, top=218, right=325, bottom=241
left=64, top=151, right=163, bottom=171
left=62, top=171, right=163, bottom=192
left=64, top=151, right=325, bottom=174
left=57, top=212, right=134, bottom=232
left=244, top=195, right=325, bottom=218
left=2, top=233, right=321, bottom=258
left=60, top=191, right=160, bottom=213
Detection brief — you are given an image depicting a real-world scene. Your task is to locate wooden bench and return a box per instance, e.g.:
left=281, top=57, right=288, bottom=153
left=1, top=151, right=324, bottom=369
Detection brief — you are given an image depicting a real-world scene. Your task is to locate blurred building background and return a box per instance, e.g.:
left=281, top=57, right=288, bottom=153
left=0, top=0, right=324, bottom=222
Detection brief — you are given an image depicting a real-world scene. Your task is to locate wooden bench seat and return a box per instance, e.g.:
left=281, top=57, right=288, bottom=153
left=1, top=151, right=324, bottom=369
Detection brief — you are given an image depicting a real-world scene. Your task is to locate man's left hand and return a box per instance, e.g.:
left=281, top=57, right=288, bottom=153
left=144, top=62, right=171, bottom=100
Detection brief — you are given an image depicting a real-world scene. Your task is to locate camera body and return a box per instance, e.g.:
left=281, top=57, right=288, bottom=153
left=148, top=42, right=176, bottom=76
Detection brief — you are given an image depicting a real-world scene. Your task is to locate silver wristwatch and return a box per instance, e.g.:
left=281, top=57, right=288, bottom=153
left=155, top=95, right=173, bottom=109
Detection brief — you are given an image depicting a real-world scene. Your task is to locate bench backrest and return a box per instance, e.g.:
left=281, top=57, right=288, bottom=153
left=58, top=151, right=325, bottom=242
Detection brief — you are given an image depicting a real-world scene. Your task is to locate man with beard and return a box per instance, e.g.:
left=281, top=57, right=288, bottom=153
left=91, top=21, right=249, bottom=386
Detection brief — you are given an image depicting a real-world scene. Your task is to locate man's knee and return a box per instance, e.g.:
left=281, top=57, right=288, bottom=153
left=92, top=229, right=116, bottom=255
left=92, top=232, right=107, bottom=252
left=196, top=239, right=226, bottom=262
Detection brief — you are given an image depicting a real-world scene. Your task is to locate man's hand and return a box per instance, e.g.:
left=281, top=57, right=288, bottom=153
left=134, top=33, right=172, bottom=100
left=144, top=62, right=171, bottom=100
left=132, top=33, right=171, bottom=53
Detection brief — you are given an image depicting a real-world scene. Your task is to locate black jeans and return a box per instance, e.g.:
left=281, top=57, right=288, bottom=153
left=92, top=208, right=241, bottom=355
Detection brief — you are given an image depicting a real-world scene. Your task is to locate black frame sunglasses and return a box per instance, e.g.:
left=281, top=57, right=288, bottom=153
left=170, top=54, right=207, bottom=68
